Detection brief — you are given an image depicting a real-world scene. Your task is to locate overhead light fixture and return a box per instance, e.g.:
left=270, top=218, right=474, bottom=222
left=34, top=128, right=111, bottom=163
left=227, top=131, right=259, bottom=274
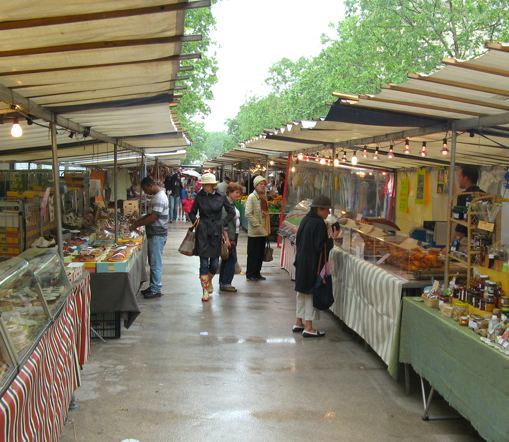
left=373, top=147, right=379, bottom=160
left=404, top=139, right=410, bottom=154
left=291, top=166, right=296, bottom=173
left=341, top=150, right=347, bottom=163
left=362, top=145, right=368, bottom=159
left=269, top=159, right=275, bottom=166
left=351, top=151, right=358, bottom=166
left=297, top=153, right=304, bottom=161
left=420, top=141, right=427, bottom=157
left=334, top=154, right=340, bottom=167
left=319, top=157, right=326, bottom=165
left=441, top=138, right=449, bottom=156
left=387, top=145, right=394, bottom=159
left=10, top=118, right=22, bottom=138
left=26, top=117, right=33, bottom=126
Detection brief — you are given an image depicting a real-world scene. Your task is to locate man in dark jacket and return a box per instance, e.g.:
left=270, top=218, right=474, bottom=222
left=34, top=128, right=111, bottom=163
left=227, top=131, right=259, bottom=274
left=165, top=170, right=182, bottom=222
left=293, top=195, right=335, bottom=338
left=455, top=165, right=484, bottom=239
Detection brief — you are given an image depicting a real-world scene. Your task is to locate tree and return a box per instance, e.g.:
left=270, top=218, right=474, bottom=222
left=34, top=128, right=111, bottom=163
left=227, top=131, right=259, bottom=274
left=227, top=0, right=509, bottom=143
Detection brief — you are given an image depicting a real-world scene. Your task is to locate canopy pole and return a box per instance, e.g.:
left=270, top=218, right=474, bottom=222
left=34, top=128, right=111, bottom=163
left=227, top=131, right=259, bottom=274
left=444, top=123, right=457, bottom=288
left=331, top=146, right=336, bottom=212
left=50, top=120, right=64, bottom=258
left=277, top=153, right=292, bottom=248
left=113, top=142, right=118, bottom=243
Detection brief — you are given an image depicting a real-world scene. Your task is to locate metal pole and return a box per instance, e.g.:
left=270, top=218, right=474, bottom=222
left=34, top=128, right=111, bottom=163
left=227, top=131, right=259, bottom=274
left=50, top=121, right=64, bottom=258
left=444, top=124, right=457, bottom=288
left=331, top=146, right=336, bottom=213
left=113, top=143, right=118, bottom=243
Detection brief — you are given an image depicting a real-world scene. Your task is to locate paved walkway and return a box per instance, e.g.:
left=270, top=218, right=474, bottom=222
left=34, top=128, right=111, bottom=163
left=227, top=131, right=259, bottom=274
left=62, top=223, right=482, bottom=442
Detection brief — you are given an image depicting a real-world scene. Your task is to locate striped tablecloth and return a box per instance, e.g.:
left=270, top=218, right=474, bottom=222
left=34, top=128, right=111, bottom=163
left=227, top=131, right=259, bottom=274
left=0, top=274, right=91, bottom=441
left=280, top=238, right=296, bottom=280
left=330, top=247, right=403, bottom=377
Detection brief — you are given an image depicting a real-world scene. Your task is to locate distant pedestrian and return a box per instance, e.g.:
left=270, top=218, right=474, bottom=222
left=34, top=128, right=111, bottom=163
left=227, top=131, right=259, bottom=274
left=217, top=176, right=231, bottom=194
left=130, top=177, right=169, bottom=299
left=219, top=182, right=242, bottom=292
left=293, top=195, right=336, bottom=337
left=245, top=175, right=270, bottom=281
left=164, top=169, right=182, bottom=222
left=189, top=173, right=235, bottom=302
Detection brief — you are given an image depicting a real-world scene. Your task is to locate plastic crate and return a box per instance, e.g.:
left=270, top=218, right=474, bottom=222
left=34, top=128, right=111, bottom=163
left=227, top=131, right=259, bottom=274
left=90, top=312, right=121, bottom=339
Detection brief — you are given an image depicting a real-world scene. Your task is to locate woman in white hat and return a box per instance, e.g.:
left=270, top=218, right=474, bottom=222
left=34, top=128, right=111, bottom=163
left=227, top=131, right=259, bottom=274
left=245, top=175, right=270, bottom=281
left=189, top=172, right=236, bottom=302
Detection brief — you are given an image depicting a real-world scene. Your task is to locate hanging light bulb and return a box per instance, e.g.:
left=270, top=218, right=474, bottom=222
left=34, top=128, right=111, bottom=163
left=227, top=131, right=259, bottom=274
left=334, top=154, right=340, bottom=167
left=341, top=150, right=347, bottom=163
left=269, top=159, right=275, bottom=166
left=351, top=151, right=358, bottom=166
left=441, top=138, right=449, bottom=156
left=291, top=166, right=296, bottom=173
left=420, top=141, right=427, bottom=157
left=319, top=157, right=326, bottom=165
left=362, top=145, right=368, bottom=158
left=373, top=147, right=379, bottom=160
left=387, top=145, right=394, bottom=159
left=297, top=152, right=304, bottom=161
left=11, top=118, right=22, bottom=138
left=404, top=138, right=410, bottom=154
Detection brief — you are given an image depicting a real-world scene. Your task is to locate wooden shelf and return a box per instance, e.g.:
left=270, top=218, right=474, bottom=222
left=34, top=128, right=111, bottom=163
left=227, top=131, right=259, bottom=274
left=450, top=218, right=469, bottom=227
left=448, top=254, right=469, bottom=268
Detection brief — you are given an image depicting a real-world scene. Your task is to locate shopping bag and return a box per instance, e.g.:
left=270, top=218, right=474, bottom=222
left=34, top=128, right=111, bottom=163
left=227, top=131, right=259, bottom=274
left=311, top=273, right=334, bottom=310
left=178, top=220, right=198, bottom=256
left=220, top=241, right=230, bottom=261
left=263, top=240, right=274, bottom=262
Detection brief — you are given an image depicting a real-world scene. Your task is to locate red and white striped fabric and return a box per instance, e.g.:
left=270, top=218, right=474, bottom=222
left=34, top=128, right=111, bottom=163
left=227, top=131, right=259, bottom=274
left=0, top=274, right=91, bottom=441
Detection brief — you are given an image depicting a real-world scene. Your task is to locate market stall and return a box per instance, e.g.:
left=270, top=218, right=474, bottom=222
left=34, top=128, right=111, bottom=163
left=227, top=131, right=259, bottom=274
left=0, top=250, right=90, bottom=440
left=399, top=297, right=508, bottom=442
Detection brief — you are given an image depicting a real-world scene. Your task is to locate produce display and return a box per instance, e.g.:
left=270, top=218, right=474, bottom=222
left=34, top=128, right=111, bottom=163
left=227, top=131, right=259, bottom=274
left=422, top=276, right=509, bottom=355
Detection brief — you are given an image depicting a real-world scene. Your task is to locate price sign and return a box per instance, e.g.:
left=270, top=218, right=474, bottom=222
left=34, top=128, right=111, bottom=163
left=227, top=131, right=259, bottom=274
left=477, top=220, right=495, bottom=232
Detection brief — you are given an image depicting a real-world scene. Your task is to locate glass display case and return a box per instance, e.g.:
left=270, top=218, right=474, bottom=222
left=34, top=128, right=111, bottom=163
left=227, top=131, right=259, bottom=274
left=0, top=257, right=50, bottom=360
left=340, top=220, right=444, bottom=277
left=20, top=248, right=72, bottom=315
left=0, top=318, right=17, bottom=394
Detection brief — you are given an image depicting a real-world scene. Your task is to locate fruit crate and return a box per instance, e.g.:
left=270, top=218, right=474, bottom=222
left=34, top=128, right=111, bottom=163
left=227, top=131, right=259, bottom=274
left=90, top=312, right=121, bottom=339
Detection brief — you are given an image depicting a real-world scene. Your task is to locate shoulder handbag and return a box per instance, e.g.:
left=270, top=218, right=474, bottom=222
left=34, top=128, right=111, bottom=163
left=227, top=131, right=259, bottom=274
left=263, top=240, right=274, bottom=262
left=311, top=245, right=334, bottom=311
left=220, top=235, right=230, bottom=261
left=178, top=219, right=199, bottom=256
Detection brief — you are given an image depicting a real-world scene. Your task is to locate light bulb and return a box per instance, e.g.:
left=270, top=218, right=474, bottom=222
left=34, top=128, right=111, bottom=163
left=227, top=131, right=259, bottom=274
left=420, top=141, right=427, bottom=157
left=441, top=138, right=449, bottom=156
left=373, top=148, right=379, bottom=160
left=341, top=150, right=347, bottom=163
left=319, top=157, right=326, bottom=165
left=269, top=160, right=275, bottom=166
left=387, top=145, right=394, bottom=159
left=334, top=158, right=340, bottom=167
left=291, top=166, right=296, bottom=173
left=351, top=152, right=358, bottom=166
left=297, top=153, right=304, bottom=161
left=404, top=139, right=410, bottom=154
left=362, top=146, right=368, bottom=158
left=11, top=119, right=22, bottom=138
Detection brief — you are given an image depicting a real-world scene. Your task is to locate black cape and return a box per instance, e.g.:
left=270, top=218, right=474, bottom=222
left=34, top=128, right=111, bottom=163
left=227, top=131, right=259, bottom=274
left=294, top=211, right=332, bottom=294
left=189, top=190, right=235, bottom=258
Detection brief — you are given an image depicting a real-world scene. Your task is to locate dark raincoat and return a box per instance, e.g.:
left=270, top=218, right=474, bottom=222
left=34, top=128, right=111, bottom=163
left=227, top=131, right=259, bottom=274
left=189, top=190, right=235, bottom=258
left=294, top=210, right=333, bottom=293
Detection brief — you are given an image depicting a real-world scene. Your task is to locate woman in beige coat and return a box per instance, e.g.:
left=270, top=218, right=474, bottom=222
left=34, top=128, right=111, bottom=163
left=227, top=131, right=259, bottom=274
left=245, top=175, right=270, bottom=281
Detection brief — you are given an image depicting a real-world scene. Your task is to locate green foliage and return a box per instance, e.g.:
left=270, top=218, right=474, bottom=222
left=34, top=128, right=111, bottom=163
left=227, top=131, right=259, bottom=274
left=227, top=0, right=509, bottom=143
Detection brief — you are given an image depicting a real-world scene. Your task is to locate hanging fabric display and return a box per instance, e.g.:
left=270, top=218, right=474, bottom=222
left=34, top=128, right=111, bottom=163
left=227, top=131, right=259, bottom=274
left=398, top=174, right=409, bottom=213
left=436, top=168, right=448, bottom=193
left=415, top=168, right=426, bottom=205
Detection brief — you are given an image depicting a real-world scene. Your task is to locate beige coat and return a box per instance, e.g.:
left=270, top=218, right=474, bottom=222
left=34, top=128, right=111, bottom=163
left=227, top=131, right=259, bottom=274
left=245, top=191, right=269, bottom=237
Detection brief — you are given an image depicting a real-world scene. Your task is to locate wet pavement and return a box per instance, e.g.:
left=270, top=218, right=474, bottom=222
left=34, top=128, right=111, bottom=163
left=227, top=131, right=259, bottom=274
left=61, top=223, right=482, bottom=442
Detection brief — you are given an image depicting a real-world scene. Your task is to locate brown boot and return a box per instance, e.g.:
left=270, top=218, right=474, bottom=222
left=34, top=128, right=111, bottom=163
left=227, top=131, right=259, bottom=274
left=208, top=273, right=214, bottom=294
left=200, top=275, right=210, bottom=302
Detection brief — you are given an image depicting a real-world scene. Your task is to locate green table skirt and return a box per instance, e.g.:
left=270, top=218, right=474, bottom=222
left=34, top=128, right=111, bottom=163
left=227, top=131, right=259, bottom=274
left=399, top=298, right=509, bottom=442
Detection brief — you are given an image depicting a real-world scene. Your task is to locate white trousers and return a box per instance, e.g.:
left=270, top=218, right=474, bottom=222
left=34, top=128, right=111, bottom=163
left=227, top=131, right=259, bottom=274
left=296, top=292, right=319, bottom=321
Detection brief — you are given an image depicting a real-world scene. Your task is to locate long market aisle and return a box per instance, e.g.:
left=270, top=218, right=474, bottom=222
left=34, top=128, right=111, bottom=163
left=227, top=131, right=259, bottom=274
left=62, top=223, right=482, bottom=442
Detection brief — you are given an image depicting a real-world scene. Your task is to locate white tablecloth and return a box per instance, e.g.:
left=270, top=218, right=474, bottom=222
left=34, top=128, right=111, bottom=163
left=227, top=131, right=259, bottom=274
left=330, top=247, right=404, bottom=368
left=280, top=238, right=296, bottom=280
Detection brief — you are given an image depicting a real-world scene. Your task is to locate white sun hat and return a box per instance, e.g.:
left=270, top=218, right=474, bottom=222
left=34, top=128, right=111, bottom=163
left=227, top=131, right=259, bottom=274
left=200, top=172, right=218, bottom=185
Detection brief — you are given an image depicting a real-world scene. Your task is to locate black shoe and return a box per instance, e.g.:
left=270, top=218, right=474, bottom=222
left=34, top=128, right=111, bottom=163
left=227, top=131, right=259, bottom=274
left=141, top=287, right=152, bottom=296
left=256, top=275, right=266, bottom=281
left=246, top=276, right=258, bottom=281
left=143, top=292, right=162, bottom=299
left=302, top=330, right=325, bottom=338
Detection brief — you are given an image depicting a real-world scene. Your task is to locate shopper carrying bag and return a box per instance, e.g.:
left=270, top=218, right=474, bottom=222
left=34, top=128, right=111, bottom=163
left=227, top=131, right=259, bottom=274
left=293, top=195, right=338, bottom=338
left=178, top=219, right=199, bottom=256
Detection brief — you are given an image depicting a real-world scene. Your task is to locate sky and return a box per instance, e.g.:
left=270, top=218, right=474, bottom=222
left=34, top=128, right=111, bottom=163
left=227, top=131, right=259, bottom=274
left=204, top=0, right=346, bottom=132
